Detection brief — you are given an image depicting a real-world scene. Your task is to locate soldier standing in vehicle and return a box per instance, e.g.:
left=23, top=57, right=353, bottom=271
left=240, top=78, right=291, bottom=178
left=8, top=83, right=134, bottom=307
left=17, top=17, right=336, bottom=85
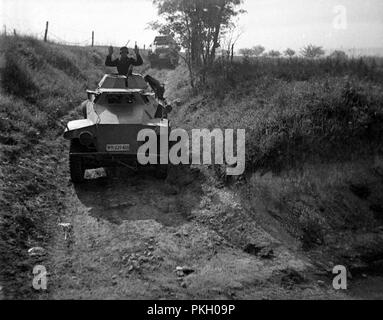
left=105, top=44, right=143, bottom=75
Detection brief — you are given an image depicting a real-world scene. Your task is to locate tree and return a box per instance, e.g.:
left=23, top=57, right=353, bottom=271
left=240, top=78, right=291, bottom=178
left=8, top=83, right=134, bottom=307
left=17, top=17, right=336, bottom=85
left=329, top=50, right=348, bottom=60
left=239, top=48, right=255, bottom=57
left=284, top=48, right=296, bottom=58
left=252, top=45, right=265, bottom=57
left=151, top=0, right=245, bottom=86
left=300, top=44, right=325, bottom=59
left=267, top=50, right=281, bottom=58
left=221, top=23, right=243, bottom=62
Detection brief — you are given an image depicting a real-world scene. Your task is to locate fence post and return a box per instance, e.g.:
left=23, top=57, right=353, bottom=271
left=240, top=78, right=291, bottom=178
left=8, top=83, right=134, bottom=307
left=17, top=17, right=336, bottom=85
left=92, top=31, right=94, bottom=47
left=3, top=25, right=6, bottom=37
left=13, top=29, right=17, bottom=36
left=44, top=21, right=49, bottom=42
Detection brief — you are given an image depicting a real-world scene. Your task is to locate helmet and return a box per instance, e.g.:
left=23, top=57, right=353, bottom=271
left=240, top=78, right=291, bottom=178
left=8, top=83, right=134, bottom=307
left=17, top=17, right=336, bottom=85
left=120, top=47, right=129, bottom=54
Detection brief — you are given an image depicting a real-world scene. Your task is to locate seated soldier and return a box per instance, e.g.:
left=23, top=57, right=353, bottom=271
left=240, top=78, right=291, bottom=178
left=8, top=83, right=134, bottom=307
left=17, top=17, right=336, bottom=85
left=105, top=45, right=143, bottom=76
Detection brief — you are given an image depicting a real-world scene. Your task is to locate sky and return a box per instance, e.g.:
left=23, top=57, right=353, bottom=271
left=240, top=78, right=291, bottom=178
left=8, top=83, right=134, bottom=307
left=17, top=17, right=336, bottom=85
left=1, top=0, right=382, bottom=52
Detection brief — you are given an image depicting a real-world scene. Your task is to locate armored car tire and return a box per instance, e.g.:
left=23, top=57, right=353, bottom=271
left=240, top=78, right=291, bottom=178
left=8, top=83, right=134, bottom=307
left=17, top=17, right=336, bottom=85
left=169, top=58, right=177, bottom=69
left=155, top=164, right=168, bottom=179
left=69, top=140, right=86, bottom=183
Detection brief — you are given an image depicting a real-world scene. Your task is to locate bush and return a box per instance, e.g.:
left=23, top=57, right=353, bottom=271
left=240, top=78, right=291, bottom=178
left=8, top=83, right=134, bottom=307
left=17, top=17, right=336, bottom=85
left=2, top=51, right=38, bottom=98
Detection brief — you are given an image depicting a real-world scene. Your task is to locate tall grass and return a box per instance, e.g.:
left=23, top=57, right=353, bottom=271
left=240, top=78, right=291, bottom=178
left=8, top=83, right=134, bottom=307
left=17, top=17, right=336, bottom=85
left=210, top=56, right=383, bottom=88
left=0, top=35, right=106, bottom=160
left=181, top=56, right=383, bottom=172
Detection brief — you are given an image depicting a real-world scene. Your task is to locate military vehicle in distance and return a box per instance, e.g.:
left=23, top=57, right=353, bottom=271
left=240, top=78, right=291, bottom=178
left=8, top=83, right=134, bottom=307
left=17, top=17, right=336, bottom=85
left=148, top=35, right=180, bottom=69
left=63, top=73, right=171, bottom=183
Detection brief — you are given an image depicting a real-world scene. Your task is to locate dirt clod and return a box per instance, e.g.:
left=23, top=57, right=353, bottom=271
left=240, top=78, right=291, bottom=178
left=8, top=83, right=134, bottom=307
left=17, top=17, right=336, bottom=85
left=175, top=266, right=195, bottom=277
left=243, top=243, right=274, bottom=259
left=28, top=247, right=46, bottom=257
left=350, top=184, right=371, bottom=199
left=277, top=269, right=307, bottom=289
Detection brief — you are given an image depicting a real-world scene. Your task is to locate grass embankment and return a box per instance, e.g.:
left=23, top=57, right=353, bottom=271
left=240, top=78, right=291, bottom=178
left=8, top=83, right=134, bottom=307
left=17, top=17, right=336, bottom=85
left=0, top=36, right=107, bottom=298
left=174, top=56, right=383, bottom=272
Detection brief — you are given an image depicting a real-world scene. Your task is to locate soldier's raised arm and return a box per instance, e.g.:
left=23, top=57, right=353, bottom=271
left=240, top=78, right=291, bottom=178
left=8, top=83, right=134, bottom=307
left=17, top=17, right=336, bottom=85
left=105, top=46, right=118, bottom=67
left=132, top=45, right=143, bottom=66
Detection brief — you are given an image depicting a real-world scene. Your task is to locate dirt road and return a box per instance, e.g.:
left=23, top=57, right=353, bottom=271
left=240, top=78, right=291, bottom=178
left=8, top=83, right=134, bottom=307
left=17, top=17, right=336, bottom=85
left=40, top=69, right=339, bottom=300
left=46, top=162, right=329, bottom=299
left=47, top=152, right=383, bottom=299
left=3, top=67, right=382, bottom=300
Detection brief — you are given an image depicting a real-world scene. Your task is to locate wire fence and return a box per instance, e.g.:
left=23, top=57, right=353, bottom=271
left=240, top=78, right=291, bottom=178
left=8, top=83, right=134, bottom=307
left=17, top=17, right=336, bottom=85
left=1, top=21, right=98, bottom=47
left=1, top=24, right=150, bottom=51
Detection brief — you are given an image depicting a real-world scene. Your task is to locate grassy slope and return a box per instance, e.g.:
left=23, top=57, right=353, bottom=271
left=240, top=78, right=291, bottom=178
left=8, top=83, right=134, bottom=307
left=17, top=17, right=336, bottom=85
left=173, top=57, right=383, bottom=275
left=0, top=36, right=108, bottom=299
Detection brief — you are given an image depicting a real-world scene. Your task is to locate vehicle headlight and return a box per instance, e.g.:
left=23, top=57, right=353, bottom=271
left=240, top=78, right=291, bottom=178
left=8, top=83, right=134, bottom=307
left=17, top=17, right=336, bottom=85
left=79, top=131, right=94, bottom=147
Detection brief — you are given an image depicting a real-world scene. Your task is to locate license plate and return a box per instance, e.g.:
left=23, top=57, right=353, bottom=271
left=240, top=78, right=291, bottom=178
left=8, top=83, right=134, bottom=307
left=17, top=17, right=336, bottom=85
left=106, top=144, right=130, bottom=152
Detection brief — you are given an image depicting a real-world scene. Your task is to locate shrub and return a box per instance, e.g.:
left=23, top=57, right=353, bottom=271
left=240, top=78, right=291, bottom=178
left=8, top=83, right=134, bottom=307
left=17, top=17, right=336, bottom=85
left=2, top=51, right=38, bottom=98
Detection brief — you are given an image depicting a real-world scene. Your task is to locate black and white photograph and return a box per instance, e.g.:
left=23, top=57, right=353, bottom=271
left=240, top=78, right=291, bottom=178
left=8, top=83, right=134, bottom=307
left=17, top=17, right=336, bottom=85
left=1, top=0, right=383, bottom=304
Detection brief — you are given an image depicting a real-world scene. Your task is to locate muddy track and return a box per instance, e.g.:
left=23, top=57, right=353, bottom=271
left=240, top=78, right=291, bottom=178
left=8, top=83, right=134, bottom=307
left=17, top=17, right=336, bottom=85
left=47, top=162, right=324, bottom=299
left=51, top=157, right=381, bottom=299
left=3, top=67, right=383, bottom=300
left=44, top=68, right=328, bottom=299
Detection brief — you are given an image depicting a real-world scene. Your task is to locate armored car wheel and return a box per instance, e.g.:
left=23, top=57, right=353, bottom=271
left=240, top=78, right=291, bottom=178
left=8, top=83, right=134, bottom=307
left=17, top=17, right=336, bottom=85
left=155, top=164, right=168, bottom=179
left=169, top=58, right=177, bottom=69
left=69, top=141, right=85, bottom=183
